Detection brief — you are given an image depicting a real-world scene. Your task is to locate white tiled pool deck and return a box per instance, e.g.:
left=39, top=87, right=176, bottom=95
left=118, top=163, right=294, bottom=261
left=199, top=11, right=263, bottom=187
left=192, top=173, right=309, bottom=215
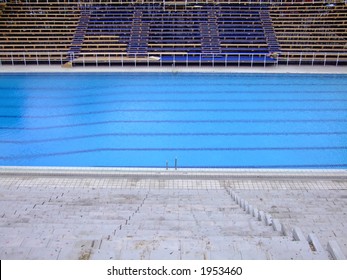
left=0, top=167, right=346, bottom=260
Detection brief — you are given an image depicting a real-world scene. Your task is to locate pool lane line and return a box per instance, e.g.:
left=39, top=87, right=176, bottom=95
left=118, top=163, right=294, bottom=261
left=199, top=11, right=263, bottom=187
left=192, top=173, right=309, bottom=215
left=1, top=79, right=345, bottom=90
left=1, top=108, right=347, bottom=119
left=1, top=119, right=347, bottom=130
left=1, top=89, right=346, bottom=100
left=1, top=146, right=347, bottom=160
left=1, top=98, right=347, bottom=109
left=1, top=131, right=347, bottom=144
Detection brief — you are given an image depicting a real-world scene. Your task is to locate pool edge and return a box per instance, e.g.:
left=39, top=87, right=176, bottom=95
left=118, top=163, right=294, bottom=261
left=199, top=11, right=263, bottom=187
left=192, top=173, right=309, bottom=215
left=1, top=166, right=346, bottom=180
left=1, top=65, right=347, bottom=74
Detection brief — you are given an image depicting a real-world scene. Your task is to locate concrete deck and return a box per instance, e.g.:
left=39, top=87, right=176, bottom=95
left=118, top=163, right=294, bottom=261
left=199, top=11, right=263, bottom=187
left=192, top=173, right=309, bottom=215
left=0, top=167, right=346, bottom=260
left=0, top=65, right=347, bottom=74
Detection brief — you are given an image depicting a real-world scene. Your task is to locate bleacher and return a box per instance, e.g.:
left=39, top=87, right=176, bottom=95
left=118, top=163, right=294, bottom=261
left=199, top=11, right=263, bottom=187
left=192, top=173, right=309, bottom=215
left=0, top=0, right=81, bottom=64
left=72, top=3, right=274, bottom=66
left=270, top=2, right=347, bottom=64
left=0, top=0, right=346, bottom=66
left=78, top=4, right=133, bottom=63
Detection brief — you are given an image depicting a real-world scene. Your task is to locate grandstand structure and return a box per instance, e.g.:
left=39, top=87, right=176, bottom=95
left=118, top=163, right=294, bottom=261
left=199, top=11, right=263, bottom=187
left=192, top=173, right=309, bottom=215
left=0, top=0, right=346, bottom=67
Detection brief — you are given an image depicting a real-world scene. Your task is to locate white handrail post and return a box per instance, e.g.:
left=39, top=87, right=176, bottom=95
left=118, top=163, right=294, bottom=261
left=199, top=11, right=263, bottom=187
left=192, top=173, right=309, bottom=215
left=336, top=52, right=340, bottom=66
left=286, top=53, right=289, bottom=66
left=160, top=53, right=162, bottom=67
left=212, top=53, right=215, bottom=67
left=312, top=52, right=315, bottom=66
left=96, top=53, right=98, bottom=67
left=48, top=51, right=51, bottom=66
left=299, top=52, right=302, bottom=66
left=109, top=53, right=111, bottom=67
left=324, top=52, right=327, bottom=66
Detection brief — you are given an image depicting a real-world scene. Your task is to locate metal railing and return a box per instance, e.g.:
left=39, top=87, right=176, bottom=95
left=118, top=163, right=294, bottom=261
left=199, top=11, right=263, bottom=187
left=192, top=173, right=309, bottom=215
left=70, top=52, right=279, bottom=67
left=0, top=51, right=68, bottom=66
left=279, top=52, right=347, bottom=67
left=0, top=51, right=346, bottom=67
left=8, top=0, right=347, bottom=5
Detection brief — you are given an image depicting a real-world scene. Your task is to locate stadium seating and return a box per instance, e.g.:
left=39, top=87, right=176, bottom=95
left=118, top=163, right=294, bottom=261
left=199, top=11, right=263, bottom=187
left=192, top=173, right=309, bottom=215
left=72, top=4, right=272, bottom=65
left=270, top=2, right=347, bottom=64
left=0, top=0, right=80, bottom=64
left=0, top=0, right=346, bottom=66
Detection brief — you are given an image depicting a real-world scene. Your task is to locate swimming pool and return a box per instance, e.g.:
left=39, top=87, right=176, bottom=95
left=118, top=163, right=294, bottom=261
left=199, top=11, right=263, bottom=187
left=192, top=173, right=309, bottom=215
left=0, top=72, right=346, bottom=168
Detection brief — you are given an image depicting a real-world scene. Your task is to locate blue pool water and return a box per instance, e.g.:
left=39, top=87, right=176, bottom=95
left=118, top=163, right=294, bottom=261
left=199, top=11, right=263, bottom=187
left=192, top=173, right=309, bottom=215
left=0, top=72, right=346, bottom=168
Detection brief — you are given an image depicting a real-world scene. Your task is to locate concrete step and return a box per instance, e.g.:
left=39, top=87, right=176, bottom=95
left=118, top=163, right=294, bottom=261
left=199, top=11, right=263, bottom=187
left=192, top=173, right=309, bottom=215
left=87, top=236, right=317, bottom=260
left=1, top=184, right=341, bottom=260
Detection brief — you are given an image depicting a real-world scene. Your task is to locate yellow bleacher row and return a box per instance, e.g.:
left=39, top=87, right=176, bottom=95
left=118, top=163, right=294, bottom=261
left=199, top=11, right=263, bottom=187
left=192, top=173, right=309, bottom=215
left=0, top=2, right=80, bottom=55
left=270, top=4, right=347, bottom=53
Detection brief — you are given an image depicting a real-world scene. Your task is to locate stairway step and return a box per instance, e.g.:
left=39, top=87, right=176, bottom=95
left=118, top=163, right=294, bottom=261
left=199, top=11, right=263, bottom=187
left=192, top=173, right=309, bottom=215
left=86, top=236, right=317, bottom=260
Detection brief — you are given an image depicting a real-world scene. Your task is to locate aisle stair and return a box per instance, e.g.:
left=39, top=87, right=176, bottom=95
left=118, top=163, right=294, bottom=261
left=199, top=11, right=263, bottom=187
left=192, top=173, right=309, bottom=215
left=200, top=7, right=221, bottom=55
left=259, top=9, right=281, bottom=54
left=67, top=8, right=91, bottom=63
left=127, top=9, right=149, bottom=57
